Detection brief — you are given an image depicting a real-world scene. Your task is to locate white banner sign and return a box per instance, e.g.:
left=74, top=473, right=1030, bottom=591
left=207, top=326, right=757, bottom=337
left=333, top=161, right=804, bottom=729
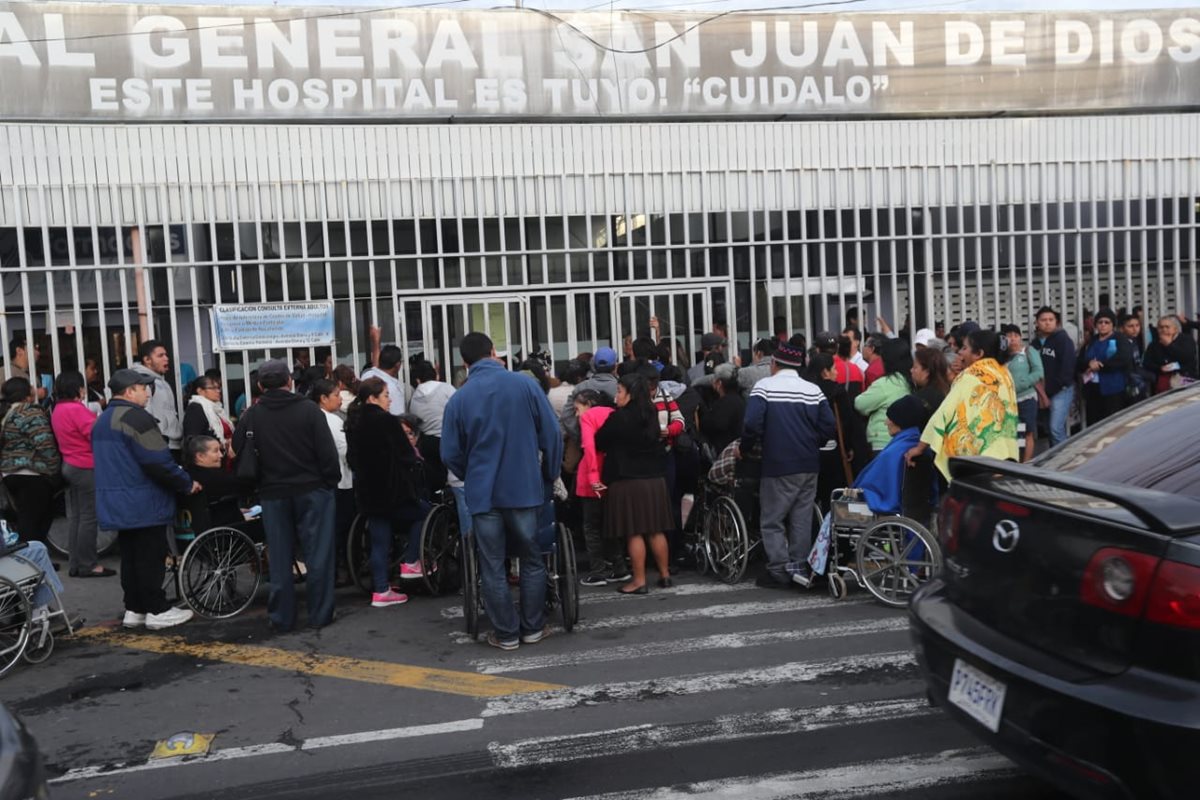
left=210, top=301, right=335, bottom=352
left=0, top=4, right=1197, bottom=120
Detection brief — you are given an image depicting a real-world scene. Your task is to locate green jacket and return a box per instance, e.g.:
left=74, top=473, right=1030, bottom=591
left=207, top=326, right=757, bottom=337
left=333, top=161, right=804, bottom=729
left=0, top=403, right=61, bottom=477
left=854, top=373, right=912, bottom=450
left=1005, top=347, right=1045, bottom=402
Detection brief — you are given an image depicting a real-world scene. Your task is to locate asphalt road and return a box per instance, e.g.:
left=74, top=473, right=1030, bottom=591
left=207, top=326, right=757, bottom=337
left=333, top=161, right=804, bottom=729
left=1, top=553, right=1070, bottom=800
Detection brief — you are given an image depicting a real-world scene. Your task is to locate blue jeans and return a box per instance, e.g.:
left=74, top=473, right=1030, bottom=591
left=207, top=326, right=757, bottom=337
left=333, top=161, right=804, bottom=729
left=261, top=488, right=335, bottom=630
left=450, top=486, right=471, bottom=537
left=16, top=541, right=63, bottom=609
left=472, top=507, right=545, bottom=641
left=366, top=501, right=429, bottom=593
left=1048, top=385, right=1074, bottom=446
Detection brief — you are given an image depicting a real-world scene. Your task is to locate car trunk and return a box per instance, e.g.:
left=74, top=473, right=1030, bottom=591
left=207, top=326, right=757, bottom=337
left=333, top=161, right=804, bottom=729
left=940, top=470, right=1172, bottom=676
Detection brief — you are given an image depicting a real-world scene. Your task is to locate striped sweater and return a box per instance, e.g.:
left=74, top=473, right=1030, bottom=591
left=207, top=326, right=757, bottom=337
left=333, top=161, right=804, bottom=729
left=653, top=386, right=685, bottom=450
left=740, top=369, right=836, bottom=478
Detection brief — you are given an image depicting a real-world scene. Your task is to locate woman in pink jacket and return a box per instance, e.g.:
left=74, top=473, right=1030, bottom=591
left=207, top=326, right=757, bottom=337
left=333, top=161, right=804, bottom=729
left=575, top=390, right=625, bottom=587
left=50, top=371, right=114, bottom=577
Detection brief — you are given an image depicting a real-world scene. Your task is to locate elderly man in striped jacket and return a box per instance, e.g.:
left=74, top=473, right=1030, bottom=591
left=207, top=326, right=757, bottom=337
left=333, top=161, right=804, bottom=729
left=737, top=341, right=835, bottom=591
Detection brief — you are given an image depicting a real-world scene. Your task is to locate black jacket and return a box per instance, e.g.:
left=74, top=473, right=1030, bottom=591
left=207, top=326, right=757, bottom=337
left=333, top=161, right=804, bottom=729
left=698, top=392, right=746, bottom=454
left=1032, top=328, right=1077, bottom=398
left=595, top=406, right=666, bottom=483
left=816, top=378, right=871, bottom=476
left=1145, top=334, right=1199, bottom=384
left=183, top=403, right=219, bottom=440
left=345, top=404, right=422, bottom=515
left=232, top=391, right=340, bottom=501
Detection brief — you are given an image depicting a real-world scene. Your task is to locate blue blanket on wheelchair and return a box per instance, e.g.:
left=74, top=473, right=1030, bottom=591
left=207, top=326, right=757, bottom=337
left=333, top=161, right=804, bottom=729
left=853, top=427, right=921, bottom=515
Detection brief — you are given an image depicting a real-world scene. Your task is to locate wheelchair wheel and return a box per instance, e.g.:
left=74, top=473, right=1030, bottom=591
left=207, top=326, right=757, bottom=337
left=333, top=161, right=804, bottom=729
left=419, top=502, right=461, bottom=596
left=0, top=576, right=31, bottom=679
left=162, top=555, right=182, bottom=605
left=828, top=572, right=848, bottom=600
left=462, top=533, right=480, bottom=640
left=346, top=514, right=375, bottom=595
left=855, top=517, right=942, bottom=609
left=555, top=524, right=579, bottom=632
left=23, top=626, right=53, bottom=664
left=703, top=495, right=750, bottom=584
left=180, top=527, right=262, bottom=619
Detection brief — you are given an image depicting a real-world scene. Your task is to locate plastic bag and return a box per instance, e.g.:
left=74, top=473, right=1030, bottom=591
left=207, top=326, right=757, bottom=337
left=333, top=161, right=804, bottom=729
left=807, top=513, right=833, bottom=576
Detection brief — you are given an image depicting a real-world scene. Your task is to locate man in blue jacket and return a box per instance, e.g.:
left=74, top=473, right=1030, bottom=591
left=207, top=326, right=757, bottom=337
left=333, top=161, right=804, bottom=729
left=93, top=369, right=200, bottom=631
left=1031, top=306, right=1078, bottom=446
left=738, top=341, right=835, bottom=590
left=441, top=333, right=564, bottom=650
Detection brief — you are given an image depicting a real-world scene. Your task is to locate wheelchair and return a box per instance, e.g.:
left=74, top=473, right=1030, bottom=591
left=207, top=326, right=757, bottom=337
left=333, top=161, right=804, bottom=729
left=165, top=496, right=266, bottom=619
left=823, top=486, right=941, bottom=608
left=0, top=543, right=77, bottom=677
left=461, top=499, right=579, bottom=640
left=45, top=487, right=117, bottom=560
left=345, top=489, right=463, bottom=597
left=685, top=459, right=824, bottom=585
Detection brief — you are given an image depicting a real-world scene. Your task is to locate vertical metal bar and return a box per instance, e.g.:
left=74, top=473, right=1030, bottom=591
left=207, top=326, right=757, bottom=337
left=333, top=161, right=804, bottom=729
left=989, top=163, right=1002, bottom=324
left=37, top=187, right=62, bottom=378
left=903, top=167, right=917, bottom=338
left=182, top=188, right=209, bottom=411
left=340, top=180, right=359, bottom=369
left=153, top=182, right=184, bottom=405
left=938, top=165, right=950, bottom=329
left=888, top=166, right=899, bottom=334
left=385, top=180, right=404, bottom=370
left=86, top=185, right=111, bottom=387
left=816, top=167, right=829, bottom=332
left=781, top=168, right=793, bottom=339
left=60, top=179, right=86, bottom=376
left=110, top=184, right=134, bottom=369
left=13, top=186, right=39, bottom=390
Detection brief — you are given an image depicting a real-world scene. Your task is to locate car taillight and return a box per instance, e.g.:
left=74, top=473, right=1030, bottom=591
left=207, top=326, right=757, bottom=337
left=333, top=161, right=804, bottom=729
left=1145, top=560, right=1200, bottom=630
left=1080, top=548, right=1159, bottom=618
left=937, top=495, right=964, bottom=555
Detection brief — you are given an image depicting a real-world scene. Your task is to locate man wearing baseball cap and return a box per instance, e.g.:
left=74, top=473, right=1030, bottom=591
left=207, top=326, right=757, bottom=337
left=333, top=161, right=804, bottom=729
left=560, top=346, right=620, bottom=440
left=738, top=341, right=835, bottom=590
left=93, top=369, right=201, bottom=631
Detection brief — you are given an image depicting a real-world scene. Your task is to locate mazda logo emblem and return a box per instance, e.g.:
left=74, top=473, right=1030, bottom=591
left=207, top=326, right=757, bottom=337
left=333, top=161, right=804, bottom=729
left=993, top=520, right=1021, bottom=553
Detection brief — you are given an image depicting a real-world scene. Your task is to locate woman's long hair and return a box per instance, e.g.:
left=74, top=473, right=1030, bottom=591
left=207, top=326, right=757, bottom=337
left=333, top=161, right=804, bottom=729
left=53, top=371, right=86, bottom=404
left=0, top=377, right=33, bottom=420
left=913, top=347, right=951, bottom=397
left=618, top=373, right=660, bottom=443
left=880, top=339, right=915, bottom=388
left=344, top=377, right=387, bottom=435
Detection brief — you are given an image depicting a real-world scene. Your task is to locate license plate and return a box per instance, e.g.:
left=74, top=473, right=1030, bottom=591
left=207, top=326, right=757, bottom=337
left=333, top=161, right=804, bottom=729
left=947, top=658, right=1007, bottom=733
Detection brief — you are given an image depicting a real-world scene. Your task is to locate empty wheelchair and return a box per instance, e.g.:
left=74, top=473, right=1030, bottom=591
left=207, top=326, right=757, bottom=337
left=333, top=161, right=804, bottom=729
left=461, top=500, right=579, bottom=640
left=823, top=487, right=941, bottom=608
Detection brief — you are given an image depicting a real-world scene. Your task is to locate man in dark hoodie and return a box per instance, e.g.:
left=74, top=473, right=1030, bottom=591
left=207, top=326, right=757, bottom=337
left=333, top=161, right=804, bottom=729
left=1030, top=306, right=1077, bottom=446
left=233, top=359, right=341, bottom=631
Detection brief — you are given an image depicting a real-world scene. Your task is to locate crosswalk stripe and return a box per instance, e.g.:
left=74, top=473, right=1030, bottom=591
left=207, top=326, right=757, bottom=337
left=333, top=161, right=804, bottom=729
left=489, top=697, right=934, bottom=768
left=562, top=747, right=1017, bottom=800
left=449, top=595, right=875, bottom=643
left=439, top=581, right=759, bottom=619
left=481, top=650, right=917, bottom=717
left=470, top=617, right=909, bottom=674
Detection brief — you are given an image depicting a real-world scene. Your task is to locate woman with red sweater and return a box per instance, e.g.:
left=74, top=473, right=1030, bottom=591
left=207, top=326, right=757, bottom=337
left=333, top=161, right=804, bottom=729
left=50, top=371, right=114, bottom=577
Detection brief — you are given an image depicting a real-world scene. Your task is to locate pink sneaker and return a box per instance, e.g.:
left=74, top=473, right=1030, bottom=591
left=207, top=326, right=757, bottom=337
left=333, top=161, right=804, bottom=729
left=399, top=561, right=435, bottom=580
left=371, top=589, right=408, bottom=608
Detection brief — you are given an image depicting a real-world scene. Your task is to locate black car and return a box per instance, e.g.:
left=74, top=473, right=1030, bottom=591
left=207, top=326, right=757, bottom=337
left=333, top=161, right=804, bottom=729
left=0, top=702, right=47, bottom=800
left=910, top=385, right=1200, bottom=800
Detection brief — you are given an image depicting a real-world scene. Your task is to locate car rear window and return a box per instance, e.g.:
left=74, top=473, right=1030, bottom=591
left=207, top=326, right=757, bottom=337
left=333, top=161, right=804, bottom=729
left=1034, top=387, right=1200, bottom=499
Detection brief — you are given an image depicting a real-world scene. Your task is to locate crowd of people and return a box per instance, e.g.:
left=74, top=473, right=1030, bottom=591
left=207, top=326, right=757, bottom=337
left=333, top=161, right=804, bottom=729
left=2, top=297, right=1196, bottom=646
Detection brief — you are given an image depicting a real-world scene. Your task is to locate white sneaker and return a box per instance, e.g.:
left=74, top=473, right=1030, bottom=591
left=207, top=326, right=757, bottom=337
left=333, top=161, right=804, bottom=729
left=145, top=607, right=193, bottom=630
left=123, top=611, right=147, bottom=629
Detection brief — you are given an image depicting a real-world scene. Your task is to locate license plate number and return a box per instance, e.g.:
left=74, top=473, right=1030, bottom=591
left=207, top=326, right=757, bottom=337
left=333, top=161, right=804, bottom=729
left=947, top=658, right=1007, bottom=733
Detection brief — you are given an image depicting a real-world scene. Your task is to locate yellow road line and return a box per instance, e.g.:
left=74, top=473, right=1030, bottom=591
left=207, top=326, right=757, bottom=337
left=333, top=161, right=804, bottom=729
left=76, top=628, right=563, bottom=698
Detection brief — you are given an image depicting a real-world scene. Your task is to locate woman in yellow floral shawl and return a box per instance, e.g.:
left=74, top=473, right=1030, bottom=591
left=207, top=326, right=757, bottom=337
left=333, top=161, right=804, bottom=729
left=905, top=329, right=1020, bottom=482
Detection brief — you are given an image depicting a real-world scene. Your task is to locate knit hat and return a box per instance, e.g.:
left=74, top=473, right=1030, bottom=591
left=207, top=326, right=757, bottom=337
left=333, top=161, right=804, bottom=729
left=773, top=341, right=806, bottom=369
left=1094, top=308, right=1117, bottom=325
left=887, top=395, right=931, bottom=431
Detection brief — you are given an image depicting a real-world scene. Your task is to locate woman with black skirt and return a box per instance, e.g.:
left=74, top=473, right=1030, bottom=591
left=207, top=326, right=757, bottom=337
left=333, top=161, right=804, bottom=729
left=594, top=373, right=675, bottom=594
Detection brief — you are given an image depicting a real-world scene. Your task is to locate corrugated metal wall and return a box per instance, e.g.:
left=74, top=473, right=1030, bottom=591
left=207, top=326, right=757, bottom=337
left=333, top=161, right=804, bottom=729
left=0, top=114, right=1196, bottom=407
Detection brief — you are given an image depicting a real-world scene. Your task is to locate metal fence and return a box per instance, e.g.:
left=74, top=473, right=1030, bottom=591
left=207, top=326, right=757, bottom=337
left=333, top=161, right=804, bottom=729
left=0, top=115, right=1197, bottom=412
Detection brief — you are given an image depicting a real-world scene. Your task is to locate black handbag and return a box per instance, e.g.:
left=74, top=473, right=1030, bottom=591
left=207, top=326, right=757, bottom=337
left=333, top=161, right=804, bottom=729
left=234, top=409, right=260, bottom=482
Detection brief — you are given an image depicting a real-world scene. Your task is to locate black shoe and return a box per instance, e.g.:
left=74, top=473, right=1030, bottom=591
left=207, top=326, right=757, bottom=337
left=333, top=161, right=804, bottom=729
left=617, top=583, right=648, bottom=595
left=657, top=577, right=674, bottom=589
left=755, top=573, right=790, bottom=589
left=580, top=572, right=608, bottom=587
left=68, top=568, right=78, bottom=578
left=605, top=569, right=633, bottom=583
left=77, top=567, right=117, bottom=578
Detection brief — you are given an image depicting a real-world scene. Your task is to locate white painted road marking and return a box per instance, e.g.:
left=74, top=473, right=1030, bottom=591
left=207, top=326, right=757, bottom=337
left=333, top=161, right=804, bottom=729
left=489, top=697, right=935, bottom=768
left=48, top=718, right=485, bottom=785
left=439, top=581, right=759, bottom=619
left=449, top=595, right=876, bottom=644
left=562, top=747, right=1017, bottom=799
left=481, top=650, right=917, bottom=717
left=471, top=617, right=909, bottom=674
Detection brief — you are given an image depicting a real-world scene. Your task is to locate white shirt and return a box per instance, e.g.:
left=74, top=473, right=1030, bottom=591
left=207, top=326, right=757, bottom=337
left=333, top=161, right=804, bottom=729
left=361, top=367, right=405, bottom=415
left=323, top=410, right=353, bottom=490
left=850, top=352, right=869, bottom=373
